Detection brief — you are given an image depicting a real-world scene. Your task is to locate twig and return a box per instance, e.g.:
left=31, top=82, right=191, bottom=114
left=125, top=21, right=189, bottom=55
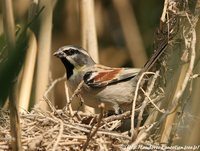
left=64, top=82, right=73, bottom=116
left=101, top=120, right=121, bottom=131
left=43, top=74, right=66, bottom=112
left=42, top=97, right=56, bottom=113
left=69, top=80, right=84, bottom=103
left=83, top=103, right=104, bottom=151
left=59, top=142, right=83, bottom=146
left=102, top=106, right=143, bottom=124
left=161, top=0, right=169, bottom=23
left=103, top=111, right=131, bottom=123
left=127, top=122, right=157, bottom=150
left=131, top=72, right=155, bottom=140
left=97, top=131, right=131, bottom=140
left=52, top=118, right=64, bottom=151
left=44, top=74, right=66, bottom=97
left=140, top=88, right=165, bottom=113
left=63, top=121, right=130, bottom=140
left=64, top=81, right=84, bottom=118
left=136, top=71, right=160, bottom=133
left=190, top=74, right=200, bottom=79
left=61, top=135, right=86, bottom=140
left=171, top=27, right=196, bottom=107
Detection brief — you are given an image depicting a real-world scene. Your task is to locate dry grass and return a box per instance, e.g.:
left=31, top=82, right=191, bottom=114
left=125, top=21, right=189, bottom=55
left=1, top=0, right=200, bottom=150
left=0, top=70, right=162, bottom=150
left=0, top=103, right=154, bottom=150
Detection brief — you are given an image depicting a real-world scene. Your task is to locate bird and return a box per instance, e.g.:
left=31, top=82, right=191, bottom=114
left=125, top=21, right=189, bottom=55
left=53, top=45, right=167, bottom=113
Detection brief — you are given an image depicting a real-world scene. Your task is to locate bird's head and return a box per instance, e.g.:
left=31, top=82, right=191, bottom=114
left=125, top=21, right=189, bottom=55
left=53, top=45, right=95, bottom=78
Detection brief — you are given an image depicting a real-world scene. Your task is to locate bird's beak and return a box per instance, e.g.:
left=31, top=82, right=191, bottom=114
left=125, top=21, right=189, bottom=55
left=53, top=50, right=65, bottom=58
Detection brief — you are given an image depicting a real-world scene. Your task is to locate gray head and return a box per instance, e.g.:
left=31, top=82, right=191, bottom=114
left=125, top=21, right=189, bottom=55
left=54, top=45, right=95, bottom=78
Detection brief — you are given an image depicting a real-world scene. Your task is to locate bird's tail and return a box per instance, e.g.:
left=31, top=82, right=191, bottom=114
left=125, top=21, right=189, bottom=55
left=142, top=38, right=168, bottom=72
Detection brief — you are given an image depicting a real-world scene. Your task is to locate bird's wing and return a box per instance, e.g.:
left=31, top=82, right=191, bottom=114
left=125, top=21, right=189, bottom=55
left=83, top=64, right=140, bottom=88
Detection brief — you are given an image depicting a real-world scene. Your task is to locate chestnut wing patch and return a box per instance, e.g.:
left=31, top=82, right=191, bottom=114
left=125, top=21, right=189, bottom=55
left=83, top=66, right=140, bottom=88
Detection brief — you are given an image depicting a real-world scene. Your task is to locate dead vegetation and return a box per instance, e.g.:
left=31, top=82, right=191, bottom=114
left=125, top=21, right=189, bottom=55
left=0, top=0, right=200, bottom=150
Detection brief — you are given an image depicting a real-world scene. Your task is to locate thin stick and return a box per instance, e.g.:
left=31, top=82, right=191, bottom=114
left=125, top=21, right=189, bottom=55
left=131, top=72, right=155, bottom=140
left=161, top=0, right=169, bottom=23
left=64, top=82, right=73, bottom=116
left=103, top=111, right=131, bottom=123
left=140, top=88, right=165, bottom=113
left=127, top=122, right=157, bottom=150
left=102, top=106, right=143, bottom=124
left=43, top=74, right=66, bottom=112
left=136, top=71, right=160, bottom=132
left=52, top=118, right=64, bottom=151
left=43, top=74, right=66, bottom=97
left=83, top=103, right=104, bottom=151
left=63, top=80, right=84, bottom=117
left=42, top=96, right=56, bottom=113
left=69, top=80, right=84, bottom=102
left=171, top=27, right=196, bottom=108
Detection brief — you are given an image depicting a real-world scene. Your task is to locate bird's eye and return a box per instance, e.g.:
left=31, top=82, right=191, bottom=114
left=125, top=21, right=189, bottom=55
left=66, top=48, right=78, bottom=56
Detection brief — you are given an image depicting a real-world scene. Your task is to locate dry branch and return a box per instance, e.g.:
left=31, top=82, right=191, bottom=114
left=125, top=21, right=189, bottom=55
left=131, top=72, right=155, bottom=140
left=0, top=108, right=131, bottom=150
left=83, top=103, right=104, bottom=151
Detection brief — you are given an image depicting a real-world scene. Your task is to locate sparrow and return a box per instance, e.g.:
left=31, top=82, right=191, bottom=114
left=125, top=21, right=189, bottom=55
left=53, top=44, right=167, bottom=113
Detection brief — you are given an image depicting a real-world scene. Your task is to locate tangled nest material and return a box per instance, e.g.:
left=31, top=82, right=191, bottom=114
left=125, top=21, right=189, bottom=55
left=1, top=2, right=199, bottom=150
left=0, top=70, right=163, bottom=151
left=0, top=108, right=145, bottom=150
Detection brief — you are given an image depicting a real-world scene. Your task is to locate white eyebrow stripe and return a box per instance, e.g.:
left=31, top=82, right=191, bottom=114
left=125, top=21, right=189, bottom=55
left=59, top=46, right=71, bottom=51
left=78, top=49, right=90, bottom=56
left=59, top=46, right=90, bottom=56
